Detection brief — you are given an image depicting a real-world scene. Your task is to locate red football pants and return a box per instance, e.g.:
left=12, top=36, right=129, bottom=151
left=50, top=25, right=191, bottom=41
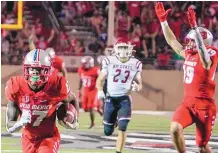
left=172, top=97, right=217, bottom=147
left=82, top=88, right=100, bottom=111
left=22, top=133, right=60, bottom=153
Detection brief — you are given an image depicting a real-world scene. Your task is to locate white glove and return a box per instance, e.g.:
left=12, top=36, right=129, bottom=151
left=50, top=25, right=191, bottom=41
left=131, top=81, right=140, bottom=92
left=65, top=121, right=79, bottom=130
left=19, top=109, right=32, bottom=126
left=97, top=90, right=105, bottom=100
left=8, top=109, right=31, bottom=133
left=58, top=119, right=79, bottom=130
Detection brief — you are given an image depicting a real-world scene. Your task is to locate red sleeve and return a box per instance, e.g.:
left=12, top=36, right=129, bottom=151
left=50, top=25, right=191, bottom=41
left=5, top=77, right=19, bottom=102
left=95, top=66, right=100, bottom=76
left=55, top=57, right=63, bottom=70
left=56, top=77, right=71, bottom=101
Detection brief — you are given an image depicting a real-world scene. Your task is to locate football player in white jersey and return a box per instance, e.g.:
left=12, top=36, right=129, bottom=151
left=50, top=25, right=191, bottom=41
left=96, top=38, right=143, bottom=153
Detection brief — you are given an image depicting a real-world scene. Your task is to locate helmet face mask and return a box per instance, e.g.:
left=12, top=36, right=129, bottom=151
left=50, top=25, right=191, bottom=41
left=114, top=38, right=134, bottom=62
left=184, top=27, right=213, bottom=53
left=23, top=49, right=52, bottom=86
left=184, top=37, right=197, bottom=53
left=81, top=56, right=94, bottom=69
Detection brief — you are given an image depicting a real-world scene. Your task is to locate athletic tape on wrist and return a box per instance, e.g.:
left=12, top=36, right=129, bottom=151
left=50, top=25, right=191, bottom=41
left=161, top=21, right=168, bottom=28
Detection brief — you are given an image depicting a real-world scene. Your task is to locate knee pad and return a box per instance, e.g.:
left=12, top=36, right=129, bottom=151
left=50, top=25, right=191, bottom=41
left=118, top=120, right=129, bottom=131
left=104, top=125, right=114, bottom=136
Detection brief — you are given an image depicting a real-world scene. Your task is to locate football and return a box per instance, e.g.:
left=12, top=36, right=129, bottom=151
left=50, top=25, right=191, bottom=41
left=57, top=103, right=77, bottom=123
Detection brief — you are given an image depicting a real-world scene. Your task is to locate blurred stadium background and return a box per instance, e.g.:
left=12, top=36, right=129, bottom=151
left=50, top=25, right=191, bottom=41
left=1, top=1, right=218, bottom=153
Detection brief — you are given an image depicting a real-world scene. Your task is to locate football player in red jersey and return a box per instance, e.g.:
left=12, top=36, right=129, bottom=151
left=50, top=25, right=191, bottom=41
left=5, top=49, right=79, bottom=153
left=155, top=2, right=217, bottom=153
left=45, top=48, right=68, bottom=78
left=77, top=56, right=103, bottom=129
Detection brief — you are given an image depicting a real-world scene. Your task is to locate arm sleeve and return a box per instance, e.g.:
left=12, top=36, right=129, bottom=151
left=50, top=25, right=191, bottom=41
left=59, top=77, right=71, bottom=100
left=5, top=77, right=17, bottom=102
left=136, top=60, right=142, bottom=72
left=101, top=57, right=109, bottom=75
left=56, top=57, right=64, bottom=70
left=208, top=48, right=218, bottom=64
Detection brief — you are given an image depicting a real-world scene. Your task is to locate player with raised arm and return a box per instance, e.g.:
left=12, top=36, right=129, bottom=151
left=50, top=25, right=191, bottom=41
left=5, top=49, right=79, bottom=153
left=45, top=48, right=68, bottom=78
left=77, top=56, right=103, bottom=129
left=28, top=36, right=68, bottom=78
left=96, top=38, right=143, bottom=153
left=155, top=2, right=218, bottom=153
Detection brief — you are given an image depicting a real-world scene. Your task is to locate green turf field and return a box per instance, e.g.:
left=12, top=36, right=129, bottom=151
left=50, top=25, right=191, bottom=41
left=1, top=108, right=218, bottom=153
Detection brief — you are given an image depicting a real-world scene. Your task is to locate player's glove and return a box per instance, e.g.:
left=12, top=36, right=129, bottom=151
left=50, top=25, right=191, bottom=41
left=8, top=109, right=31, bottom=133
left=155, top=2, right=171, bottom=22
left=187, top=7, right=197, bottom=28
left=131, top=81, right=140, bottom=92
left=58, top=116, right=79, bottom=130
left=97, top=90, right=105, bottom=100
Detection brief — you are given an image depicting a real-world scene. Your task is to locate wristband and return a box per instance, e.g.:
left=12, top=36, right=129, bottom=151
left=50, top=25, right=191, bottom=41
left=161, top=21, right=169, bottom=28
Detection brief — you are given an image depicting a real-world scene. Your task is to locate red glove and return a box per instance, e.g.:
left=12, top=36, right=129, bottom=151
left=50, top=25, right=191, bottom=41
left=187, top=7, right=197, bottom=28
left=155, top=2, right=171, bottom=22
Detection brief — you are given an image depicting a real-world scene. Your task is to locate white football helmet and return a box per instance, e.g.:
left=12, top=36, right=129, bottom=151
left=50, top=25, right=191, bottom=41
left=23, top=49, right=52, bottom=86
left=184, top=27, right=213, bottom=52
left=81, top=56, right=94, bottom=69
left=114, top=38, right=134, bottom=59
left=45, top=47, right=55, bottom=58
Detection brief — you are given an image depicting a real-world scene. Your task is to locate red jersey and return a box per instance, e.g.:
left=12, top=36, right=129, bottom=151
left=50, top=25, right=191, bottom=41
left=183, top=47, right=218, bottom=99
left=51, top=56, right=64, bottom=76
left=78, top=66, right=100, bottom=91
left=5, top=75, right=70, bottom=140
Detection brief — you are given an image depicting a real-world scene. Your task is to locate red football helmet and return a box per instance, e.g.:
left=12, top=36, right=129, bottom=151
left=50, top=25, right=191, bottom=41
left=114, top=38, right=134, bottom=59
left=81, top=56, right=94, bottom=69
left=184, top=27, right=213, bottom=53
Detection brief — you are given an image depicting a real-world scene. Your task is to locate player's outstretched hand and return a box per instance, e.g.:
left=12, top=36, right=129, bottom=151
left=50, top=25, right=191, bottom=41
left=155, top=2, right=171, bottom=22
left=8, top=110, right=31, bottom=133
left=187, top=7, right=197, bottom=28
left=131, top=81, right=140, bottom=92
left=65, top=121, right=79, bottom=130
left=20, top=109, right=32, bottom=125
left=97, top=90, right=105, bottom=100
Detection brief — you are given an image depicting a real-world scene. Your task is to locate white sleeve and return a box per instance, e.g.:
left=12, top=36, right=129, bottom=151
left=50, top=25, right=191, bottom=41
left=136, top=60, right=142, bottom=72
left=101, top=57, right=110, bottom=75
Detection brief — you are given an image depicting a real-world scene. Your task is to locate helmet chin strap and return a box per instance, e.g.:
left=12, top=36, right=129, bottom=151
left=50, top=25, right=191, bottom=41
left=118, top=57, right=129, bottom=63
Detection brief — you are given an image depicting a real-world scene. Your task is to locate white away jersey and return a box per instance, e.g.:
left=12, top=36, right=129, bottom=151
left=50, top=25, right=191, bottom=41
left=101, top=56, right=142, bottom=97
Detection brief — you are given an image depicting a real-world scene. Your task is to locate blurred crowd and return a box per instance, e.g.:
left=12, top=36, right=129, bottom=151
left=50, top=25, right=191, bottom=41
left=2, top=1, right=218, bottom=70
